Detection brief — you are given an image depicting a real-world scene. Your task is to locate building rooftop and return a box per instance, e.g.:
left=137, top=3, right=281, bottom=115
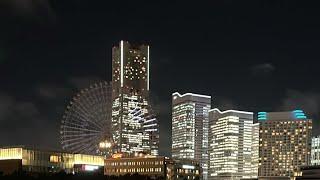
left=0, top=145, right=103, bottom=156
left=209, top=108, right=253, bottom=115
left=258, top=110, right=309, bottom=121
left=172, top=92, right=211, bottom=104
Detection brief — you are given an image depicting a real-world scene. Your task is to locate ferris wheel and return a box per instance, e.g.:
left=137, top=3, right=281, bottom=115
left=60, top=81, right=112, bottom=155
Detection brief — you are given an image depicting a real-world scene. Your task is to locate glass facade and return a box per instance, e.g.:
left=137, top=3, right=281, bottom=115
left=171, top=92, right=211, bottom=180
left=258, top=111, right=312, bottom=178
left=208, top=109, right=257, bottom=180
left=112, top=41, right=159, bottom=156
left=251, top=123, right=259, bottom=177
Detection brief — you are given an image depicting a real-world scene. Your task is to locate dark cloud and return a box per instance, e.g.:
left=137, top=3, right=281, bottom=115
left=0, top=76, right=107, bottom=149
left=279, top=89, right=320, bottom=135
left=214, top=97, right=241, bottom=111
left=251, top=63, right=275, bottom=76
left=68, top=76, right=105, bottom=90
left=0, top=93, right=49, bottom=147
left=35, top=85, right=69, bottom=99
left=1, top=0, right=56, bottom=22
left=15, top=102, right=39, bottom=117
left=0, top=94, right=15, bottom=121
left=279, top=89, right=320, bottom=118
left=5, top=0, right=53, bottom=15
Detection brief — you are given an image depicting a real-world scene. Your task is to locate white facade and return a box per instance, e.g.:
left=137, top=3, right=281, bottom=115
left=311, top=136, right=320, bottom=166
left=208, top=108, right=257, bottom=180
left=171, top=92, right=211, bottom=180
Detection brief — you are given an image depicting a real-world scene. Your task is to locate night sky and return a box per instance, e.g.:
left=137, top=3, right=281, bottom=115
left=0, top=0, right=320, bottom=156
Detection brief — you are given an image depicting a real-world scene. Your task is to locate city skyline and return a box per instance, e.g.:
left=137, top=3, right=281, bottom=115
left=1, top=1, right=320, bottom=158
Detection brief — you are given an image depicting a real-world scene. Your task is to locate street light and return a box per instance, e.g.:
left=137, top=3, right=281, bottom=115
left=98, top=139, right=113, bottom=157
left=99, top=141, right=112, bottom=149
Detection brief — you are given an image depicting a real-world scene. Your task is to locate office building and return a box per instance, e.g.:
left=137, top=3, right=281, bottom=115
left=208, top=108, right=257, bottom=180
left=0, top=146, right=104, bottom=175
left=258, top=110, right=312, bottom=178
left=171, top=92, right=211, bottom=180
left=112, top=41, right=159, bottom=156
left=251, top=123, right=259, bottom=177
left=104, top=154, right=201, bottom=180
left=311, top=136, right=320, bottom=165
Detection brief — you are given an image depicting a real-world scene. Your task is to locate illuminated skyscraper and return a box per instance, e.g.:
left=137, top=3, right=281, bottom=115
left=251, top=123, right=259, bottom=177
left=311, top=136, right=320, bottom=165
left=111, top=41, right=159, bottom=156
left=258, top=110, right=312, bottom=178
left=171, top=92, right=211, bottom=180
left=208, top=108, right=257, bottom=180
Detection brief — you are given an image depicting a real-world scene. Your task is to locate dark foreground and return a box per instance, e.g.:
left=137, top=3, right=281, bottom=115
left=0, top=172, right=165, bottom=180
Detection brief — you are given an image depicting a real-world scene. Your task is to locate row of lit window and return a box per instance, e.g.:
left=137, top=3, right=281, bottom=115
left=106, top=167, right=162, bottom=173
left=107, top=161, right=163, bottom=166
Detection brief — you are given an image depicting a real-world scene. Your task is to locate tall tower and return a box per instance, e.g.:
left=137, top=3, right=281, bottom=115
left=208, top=108, right=257, bottom=180
left=111, top=40, right=159, bottom=156
left=171, top=92, right=211, bottom=180
left=258, top=110, right=312, bottom=178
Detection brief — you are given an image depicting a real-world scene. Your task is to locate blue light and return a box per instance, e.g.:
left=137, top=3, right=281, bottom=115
left=258, top=117, right=267, bottom=120
left=258, top=112, right=267, bottom=120
left=294, top=112, right=305, bottom=116
left=293, top=110, right=303, bottom=113
left=296, top=115, right=307, bottom=119
left=292, top=110, right=307, bottom=119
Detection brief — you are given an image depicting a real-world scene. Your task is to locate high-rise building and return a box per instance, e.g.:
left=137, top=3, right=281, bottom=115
left=208, top=108, right=257, bottom=180
left=171, top=92, right=211, bottom=180
left=311, top=136, right=320, bottom=165
left=258, top=110, right=312, bottom=178
left=251, top=123, right=259, bottom=178
left=111, top=41, right=159, bottom=156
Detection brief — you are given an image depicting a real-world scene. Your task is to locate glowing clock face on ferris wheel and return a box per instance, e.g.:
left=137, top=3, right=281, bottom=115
left=60, top=82, right=112, bottom=155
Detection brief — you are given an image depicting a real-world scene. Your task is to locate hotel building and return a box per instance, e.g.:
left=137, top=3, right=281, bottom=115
left=208, top=108, right=257, bottom=180
left=0, top=146, right=104, bottom=175
left=311, top=136, right=320, bottom=166
left=112, top=41, right=159, bottom=156
left=104, top=154, right=201, bottom=180
left=171, top=92, right=211, bottom=180
left=258, top=110, right=312, bottom=178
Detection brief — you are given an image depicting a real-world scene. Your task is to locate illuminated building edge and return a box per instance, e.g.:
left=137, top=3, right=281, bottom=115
left=171, top=92, right=211, bottom=180
left=208, top=108, right=257, bottom=179
left=0, top=146, right=104, bottom=175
